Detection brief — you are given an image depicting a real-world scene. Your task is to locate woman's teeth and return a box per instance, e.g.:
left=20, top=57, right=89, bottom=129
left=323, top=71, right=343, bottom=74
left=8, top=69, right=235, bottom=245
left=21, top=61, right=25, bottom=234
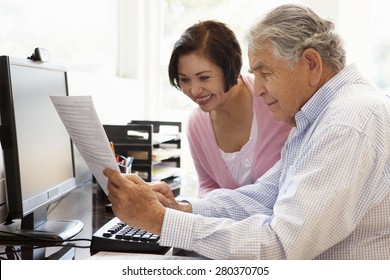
left=197, top=95, right=212, bottom=102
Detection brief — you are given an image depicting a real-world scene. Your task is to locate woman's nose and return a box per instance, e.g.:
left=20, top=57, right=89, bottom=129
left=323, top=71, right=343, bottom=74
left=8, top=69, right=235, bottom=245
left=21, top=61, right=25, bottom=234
left=190, top=83, right=203, bottom=96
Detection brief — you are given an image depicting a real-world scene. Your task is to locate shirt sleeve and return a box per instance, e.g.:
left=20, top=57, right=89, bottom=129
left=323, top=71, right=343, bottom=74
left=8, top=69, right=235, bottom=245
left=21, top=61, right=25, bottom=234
left=160, top=160, right=284, bottom=259
left=191, top=159, right=282, bottom=219
left=160, top=122, right=385, bottom=259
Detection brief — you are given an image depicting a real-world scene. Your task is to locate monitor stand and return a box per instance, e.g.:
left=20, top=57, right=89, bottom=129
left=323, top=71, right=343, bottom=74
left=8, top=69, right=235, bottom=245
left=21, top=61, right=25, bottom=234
left=0, top=206, right=84, bottom=243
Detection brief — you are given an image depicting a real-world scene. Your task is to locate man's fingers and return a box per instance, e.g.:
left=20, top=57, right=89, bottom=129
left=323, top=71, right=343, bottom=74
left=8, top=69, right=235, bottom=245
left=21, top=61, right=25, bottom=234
left=103, top=168, right=119, bottom=178
left=103, top=168, right=130, bottom=188
left=123, top=173, right=146, bottom=185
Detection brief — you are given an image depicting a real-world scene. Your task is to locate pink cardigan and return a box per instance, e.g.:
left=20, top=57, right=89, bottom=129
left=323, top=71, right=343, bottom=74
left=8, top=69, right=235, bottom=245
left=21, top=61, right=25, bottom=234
left=186, top=73, right=291, bottom=198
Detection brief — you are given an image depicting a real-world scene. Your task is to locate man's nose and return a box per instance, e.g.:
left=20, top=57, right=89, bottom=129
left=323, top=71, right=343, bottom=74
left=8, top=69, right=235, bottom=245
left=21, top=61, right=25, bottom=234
left=254, top=82, right=266, bottom=97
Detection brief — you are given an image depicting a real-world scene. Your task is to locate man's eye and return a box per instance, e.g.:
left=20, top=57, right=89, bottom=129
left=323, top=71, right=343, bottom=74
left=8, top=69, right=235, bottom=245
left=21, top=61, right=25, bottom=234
left=261, top=72, right=273, bottom=79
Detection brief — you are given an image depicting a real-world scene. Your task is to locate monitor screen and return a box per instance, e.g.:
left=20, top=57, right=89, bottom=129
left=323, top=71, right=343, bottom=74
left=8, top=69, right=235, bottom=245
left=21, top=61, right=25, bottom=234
left=0, top=56, right=82, bottom=242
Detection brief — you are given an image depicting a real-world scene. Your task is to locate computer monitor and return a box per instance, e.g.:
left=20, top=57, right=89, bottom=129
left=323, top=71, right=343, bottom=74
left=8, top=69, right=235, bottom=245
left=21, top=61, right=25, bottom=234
left=0, top=56, right=83, bottom=243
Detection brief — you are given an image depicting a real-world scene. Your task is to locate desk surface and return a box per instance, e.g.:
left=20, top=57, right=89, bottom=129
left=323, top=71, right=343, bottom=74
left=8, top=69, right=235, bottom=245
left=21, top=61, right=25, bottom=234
left=0, top=182, right=114, bottom=260
left=0, top=172, right=198, bottom=260
left=48, top=181, right=114, bottom=259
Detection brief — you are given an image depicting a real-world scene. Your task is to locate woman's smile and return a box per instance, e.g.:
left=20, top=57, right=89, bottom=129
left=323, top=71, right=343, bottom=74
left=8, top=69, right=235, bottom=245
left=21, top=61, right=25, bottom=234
left=196, top=94, right=213, bottom=105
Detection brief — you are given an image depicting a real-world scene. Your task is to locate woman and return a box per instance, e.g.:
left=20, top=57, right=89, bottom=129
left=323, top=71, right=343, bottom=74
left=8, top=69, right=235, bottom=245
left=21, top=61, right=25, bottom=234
left=168, top=20, right=291, bottom=198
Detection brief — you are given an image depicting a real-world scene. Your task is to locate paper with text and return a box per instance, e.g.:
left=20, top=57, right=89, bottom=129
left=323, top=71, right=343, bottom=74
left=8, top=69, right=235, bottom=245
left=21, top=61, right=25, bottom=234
left=50, top=96, right=119, bottom=194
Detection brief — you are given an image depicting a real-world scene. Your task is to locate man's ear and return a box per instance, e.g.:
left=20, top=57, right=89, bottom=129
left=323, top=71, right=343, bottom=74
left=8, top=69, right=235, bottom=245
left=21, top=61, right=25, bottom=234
left=302, top=48, right=323, bottom=87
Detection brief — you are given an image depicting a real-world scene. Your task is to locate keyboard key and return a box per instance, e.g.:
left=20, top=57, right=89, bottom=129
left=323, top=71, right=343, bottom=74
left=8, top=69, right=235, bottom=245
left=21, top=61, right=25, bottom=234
left=149, top=235, right=160, bottom=242
left=132, top=234, right=142, bottom=241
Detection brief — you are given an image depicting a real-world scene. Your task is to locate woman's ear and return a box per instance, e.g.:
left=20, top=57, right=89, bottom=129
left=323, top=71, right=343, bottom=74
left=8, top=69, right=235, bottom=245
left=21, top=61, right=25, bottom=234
left=302, top=48, right=323, bottom=87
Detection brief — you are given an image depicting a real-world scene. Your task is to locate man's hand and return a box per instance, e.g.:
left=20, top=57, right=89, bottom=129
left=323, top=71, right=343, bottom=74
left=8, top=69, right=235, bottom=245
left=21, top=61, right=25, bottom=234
left=150, top=181, right=193, bottom=213
left=103, top=168, right=165, bottom=235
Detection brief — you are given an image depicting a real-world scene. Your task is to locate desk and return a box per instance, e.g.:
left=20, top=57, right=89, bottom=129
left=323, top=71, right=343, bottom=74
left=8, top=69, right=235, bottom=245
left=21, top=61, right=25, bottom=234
left=0, top=171, right=198, bottom=260
left=48, top=181, right=114, bottom=259
left=0, top=182, right=114, bottom=260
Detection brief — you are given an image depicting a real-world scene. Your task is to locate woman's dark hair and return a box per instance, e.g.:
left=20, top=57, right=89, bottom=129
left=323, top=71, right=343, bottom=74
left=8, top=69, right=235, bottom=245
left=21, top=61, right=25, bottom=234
left=168, top=20, right=242, bottom=92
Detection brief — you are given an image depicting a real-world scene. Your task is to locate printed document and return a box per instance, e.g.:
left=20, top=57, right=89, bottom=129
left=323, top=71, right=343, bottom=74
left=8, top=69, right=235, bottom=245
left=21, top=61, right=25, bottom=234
left=50, top=96, right=119, bottom=194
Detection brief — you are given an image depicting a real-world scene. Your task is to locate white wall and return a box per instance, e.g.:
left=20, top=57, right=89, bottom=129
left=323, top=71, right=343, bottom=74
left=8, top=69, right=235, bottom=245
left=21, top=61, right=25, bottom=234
left=117, top=0, right=164, bottom=121
left=67, top=72, right=144, bottom=125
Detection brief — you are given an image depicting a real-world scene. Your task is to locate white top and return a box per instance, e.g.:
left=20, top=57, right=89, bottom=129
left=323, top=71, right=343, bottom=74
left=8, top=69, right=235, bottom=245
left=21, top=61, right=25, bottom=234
left=219, top=112, right=258, bottom=186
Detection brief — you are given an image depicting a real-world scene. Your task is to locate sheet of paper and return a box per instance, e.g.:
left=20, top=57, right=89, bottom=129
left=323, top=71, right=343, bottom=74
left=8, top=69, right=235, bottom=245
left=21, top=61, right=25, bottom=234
left=50, top=96, right=119, bottom=194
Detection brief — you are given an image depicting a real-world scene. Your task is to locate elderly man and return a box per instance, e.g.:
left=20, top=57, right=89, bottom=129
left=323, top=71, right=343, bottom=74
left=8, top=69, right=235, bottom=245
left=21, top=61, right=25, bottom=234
left=104, top=4, right=390, bottom=259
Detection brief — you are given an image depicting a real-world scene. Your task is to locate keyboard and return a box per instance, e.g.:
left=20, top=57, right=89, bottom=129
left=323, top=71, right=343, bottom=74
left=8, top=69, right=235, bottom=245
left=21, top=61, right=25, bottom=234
left=90, top=217, right=170, bottom=255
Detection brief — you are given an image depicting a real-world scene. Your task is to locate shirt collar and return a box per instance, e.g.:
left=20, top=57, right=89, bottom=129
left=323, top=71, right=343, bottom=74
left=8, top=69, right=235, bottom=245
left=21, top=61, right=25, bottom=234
left=295, top=63, right=362, bottom=131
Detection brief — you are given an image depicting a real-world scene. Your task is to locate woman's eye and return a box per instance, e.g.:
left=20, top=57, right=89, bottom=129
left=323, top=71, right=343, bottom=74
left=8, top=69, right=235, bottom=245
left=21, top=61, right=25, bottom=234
left=199, top=76, right=210, bottom=81
left=179, top=77, right=189, bottom=83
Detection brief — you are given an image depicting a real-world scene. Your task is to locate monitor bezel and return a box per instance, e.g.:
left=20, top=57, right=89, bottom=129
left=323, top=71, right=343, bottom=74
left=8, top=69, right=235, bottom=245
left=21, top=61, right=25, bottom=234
left=0, top=55, right=76, bottom=222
